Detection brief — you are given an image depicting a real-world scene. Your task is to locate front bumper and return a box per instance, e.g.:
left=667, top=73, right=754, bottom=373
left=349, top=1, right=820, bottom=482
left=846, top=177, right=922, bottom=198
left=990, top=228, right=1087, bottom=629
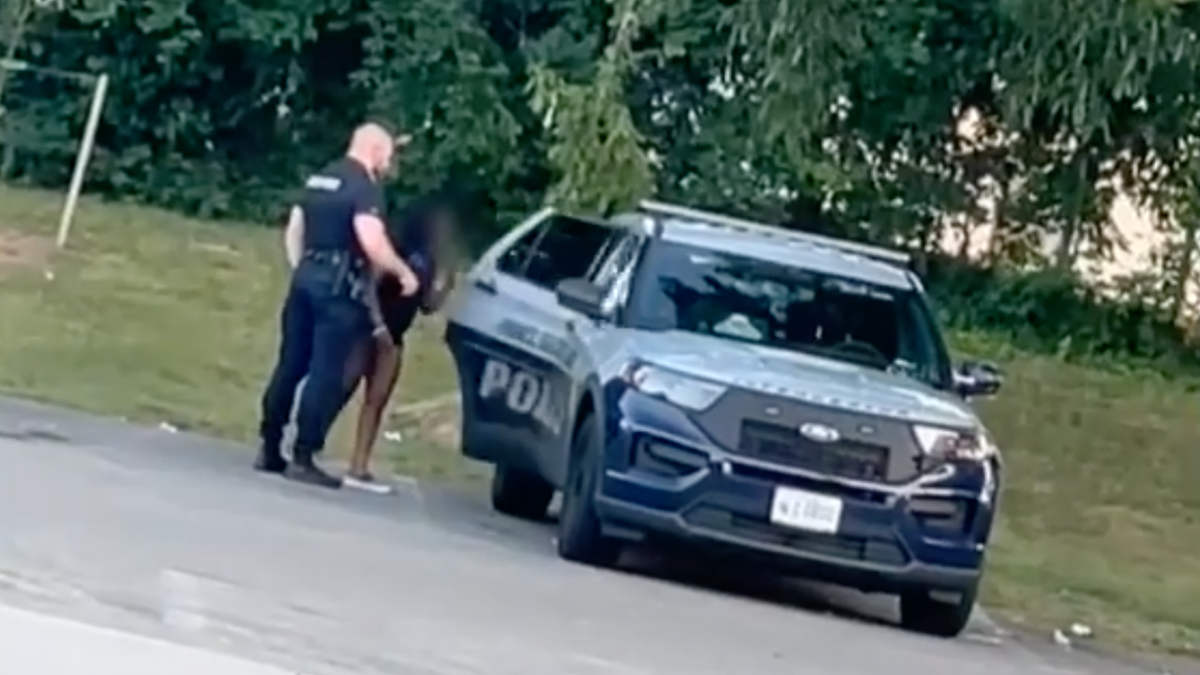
left=596, top=389, right=999, bottom=593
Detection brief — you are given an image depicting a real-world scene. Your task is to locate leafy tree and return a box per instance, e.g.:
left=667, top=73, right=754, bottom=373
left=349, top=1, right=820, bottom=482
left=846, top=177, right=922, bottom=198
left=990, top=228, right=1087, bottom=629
left=527, top=0, right=661, bottom=213
left=3, top=0, right=1200, bottom=358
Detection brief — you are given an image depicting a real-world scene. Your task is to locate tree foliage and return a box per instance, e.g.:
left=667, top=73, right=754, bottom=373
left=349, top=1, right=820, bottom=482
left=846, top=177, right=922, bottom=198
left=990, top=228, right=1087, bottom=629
left=5, top=0, right=1200, bottom=364
left=527, top=0, right=655, bottom=213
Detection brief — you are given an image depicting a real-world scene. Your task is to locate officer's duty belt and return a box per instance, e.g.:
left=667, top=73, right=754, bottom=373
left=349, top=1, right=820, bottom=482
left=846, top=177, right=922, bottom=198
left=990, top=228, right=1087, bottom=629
left=302, top=249, right=364, bottom=269
left=301, top=248, right=371, bottom=304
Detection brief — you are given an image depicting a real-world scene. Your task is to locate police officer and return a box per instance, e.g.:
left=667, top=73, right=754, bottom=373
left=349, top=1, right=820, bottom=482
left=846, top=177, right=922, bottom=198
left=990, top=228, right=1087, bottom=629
left=256, top=122, right=420, bottom=489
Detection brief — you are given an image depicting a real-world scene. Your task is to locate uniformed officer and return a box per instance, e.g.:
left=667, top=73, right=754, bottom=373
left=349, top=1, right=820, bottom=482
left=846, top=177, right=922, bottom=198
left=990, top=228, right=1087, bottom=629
left=256, top=122, right=420, bottom=489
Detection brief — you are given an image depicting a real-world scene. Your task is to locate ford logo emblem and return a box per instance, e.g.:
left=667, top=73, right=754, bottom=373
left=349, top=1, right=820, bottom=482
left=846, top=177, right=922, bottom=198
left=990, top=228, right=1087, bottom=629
left=799, top=422, right=840, bottom=443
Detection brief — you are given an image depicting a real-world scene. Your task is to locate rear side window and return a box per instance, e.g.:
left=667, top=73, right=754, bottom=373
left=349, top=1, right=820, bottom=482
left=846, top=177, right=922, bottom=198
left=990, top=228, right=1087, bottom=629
left=496, top=215, right=616, bottom=290
left=495, top=228, right=541, bottom=275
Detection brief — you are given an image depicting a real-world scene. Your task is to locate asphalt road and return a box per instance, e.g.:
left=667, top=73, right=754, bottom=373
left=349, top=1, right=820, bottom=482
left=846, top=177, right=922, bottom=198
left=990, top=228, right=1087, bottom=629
left=0, top=396, right=1185, bottom=675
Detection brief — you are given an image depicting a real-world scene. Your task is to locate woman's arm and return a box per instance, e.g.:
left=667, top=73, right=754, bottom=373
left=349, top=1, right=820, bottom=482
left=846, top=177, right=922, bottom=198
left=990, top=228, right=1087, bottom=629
left=420, top=269, right=456, bottom=314
left=364, top=270, right=391, bottom=341
left=420, top=228, right=460, bottom=313
left=284, top=206, right=305, bottom=269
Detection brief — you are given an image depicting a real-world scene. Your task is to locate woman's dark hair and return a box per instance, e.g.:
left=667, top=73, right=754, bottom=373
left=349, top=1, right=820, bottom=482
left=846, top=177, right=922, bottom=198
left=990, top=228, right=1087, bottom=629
left=391, top=192, right=457, bottom=252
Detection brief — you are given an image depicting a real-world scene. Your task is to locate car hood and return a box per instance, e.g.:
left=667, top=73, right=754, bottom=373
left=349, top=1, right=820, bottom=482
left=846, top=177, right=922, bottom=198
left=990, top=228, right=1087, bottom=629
left=627, top=330, right=979, bottom=429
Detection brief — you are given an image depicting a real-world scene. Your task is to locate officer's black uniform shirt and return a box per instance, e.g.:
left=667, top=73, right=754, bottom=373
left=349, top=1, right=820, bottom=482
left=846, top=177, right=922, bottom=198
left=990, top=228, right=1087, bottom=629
left=300, top=158, right=385, bottom=257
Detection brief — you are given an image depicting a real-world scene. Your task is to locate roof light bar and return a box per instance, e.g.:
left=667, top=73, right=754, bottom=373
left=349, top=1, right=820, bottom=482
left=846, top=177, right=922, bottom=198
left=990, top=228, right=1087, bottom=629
left=637, top=200, right=911, bottom=266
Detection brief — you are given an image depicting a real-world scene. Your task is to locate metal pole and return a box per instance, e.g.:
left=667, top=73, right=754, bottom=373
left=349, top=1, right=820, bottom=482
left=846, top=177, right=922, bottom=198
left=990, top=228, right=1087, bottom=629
left=56, top=72, right=107, bottom=249
left=0, top=5, right=34, bottom=112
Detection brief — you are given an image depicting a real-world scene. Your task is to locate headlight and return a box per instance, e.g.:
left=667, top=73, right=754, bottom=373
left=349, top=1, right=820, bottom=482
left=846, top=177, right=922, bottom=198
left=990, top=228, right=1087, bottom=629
left=911, top=425, right=998, bottom=462
left=624, top=363, right=727, bottom=411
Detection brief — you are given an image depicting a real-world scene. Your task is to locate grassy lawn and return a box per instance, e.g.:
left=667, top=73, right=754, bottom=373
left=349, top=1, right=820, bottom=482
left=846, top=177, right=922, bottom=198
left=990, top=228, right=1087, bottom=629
left=0, top=185, right=1196, bottom=655
left=0, top=185, right=483, bottom=483
left=958, top=331, right=1200, bottom=656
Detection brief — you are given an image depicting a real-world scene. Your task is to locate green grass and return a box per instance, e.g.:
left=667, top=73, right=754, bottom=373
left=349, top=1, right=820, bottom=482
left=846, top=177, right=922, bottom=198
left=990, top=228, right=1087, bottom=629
left=0, top=185, right=482, bottom=483
left=0, top=185, right=1196, bottom=656
left=954, top=333, right=1200, bottom=656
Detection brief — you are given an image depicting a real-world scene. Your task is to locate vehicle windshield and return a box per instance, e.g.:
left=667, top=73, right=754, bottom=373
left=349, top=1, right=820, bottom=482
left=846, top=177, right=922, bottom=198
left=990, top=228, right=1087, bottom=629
left=626, top=240, right=953, bottom=390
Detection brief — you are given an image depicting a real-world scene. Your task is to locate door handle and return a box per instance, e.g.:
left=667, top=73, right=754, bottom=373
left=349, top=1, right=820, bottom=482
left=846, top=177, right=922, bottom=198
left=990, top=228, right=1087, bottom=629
left=472, top=277, right=497, bottom=294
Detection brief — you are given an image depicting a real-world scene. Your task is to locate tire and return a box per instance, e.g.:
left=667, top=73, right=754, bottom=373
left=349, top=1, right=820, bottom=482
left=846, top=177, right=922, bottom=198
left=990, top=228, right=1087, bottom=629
left=490, top=465, right=554, bottom=520
left=898, top=584, right=978, bottom=638
left=557, top=412, right=621, bottom=567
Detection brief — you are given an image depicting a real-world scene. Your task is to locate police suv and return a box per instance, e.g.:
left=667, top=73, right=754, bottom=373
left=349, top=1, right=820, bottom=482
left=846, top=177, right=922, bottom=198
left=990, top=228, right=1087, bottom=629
left=444, top=201, right=1004, bottom=637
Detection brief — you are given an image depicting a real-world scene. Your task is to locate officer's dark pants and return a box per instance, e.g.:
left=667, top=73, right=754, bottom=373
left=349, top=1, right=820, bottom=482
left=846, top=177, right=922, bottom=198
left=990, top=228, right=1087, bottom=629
left=259, top=260, right=368, bottom=462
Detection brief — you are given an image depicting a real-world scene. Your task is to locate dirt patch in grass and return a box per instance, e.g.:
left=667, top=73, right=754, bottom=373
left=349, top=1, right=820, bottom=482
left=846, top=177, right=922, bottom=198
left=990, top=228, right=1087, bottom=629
left=0, top=230, right=54, bottom=274
left=393, top=396, right=461, bottom=447
left=381, top=398, right=487, bottom=485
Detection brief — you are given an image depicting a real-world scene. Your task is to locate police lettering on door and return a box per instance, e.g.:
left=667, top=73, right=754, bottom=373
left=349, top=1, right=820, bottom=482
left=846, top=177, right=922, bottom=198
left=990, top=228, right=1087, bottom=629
left=479, top=360, right=563, bottom=435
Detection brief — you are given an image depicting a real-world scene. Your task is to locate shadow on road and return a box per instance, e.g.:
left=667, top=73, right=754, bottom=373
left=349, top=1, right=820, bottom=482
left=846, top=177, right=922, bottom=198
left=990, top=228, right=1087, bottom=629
left=415, top=483, right=934, bottom=636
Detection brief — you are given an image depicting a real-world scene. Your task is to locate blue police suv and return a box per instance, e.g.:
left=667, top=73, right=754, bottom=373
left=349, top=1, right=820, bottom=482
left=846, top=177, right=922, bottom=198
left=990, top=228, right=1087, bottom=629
left=444, top=201, right=1003, bottom=637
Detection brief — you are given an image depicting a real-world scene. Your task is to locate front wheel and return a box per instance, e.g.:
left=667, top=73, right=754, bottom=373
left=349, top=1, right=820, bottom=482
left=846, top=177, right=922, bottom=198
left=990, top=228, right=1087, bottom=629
left=557, top=412, right=621, bottom=567
left=898, top=584, right=978, bottom=637
left=491, top=465, right=554, bottom=520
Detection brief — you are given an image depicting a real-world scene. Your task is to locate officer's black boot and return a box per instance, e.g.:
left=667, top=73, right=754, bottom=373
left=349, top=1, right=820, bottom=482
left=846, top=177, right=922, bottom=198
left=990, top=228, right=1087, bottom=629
left=253, top=442, right=288, bottom=474
left=286, top=447, right=342, bottom=489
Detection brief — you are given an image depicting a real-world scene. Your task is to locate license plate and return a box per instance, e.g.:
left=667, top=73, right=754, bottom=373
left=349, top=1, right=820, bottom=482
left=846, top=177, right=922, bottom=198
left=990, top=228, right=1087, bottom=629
left=769, top=487, right=843, bottom=533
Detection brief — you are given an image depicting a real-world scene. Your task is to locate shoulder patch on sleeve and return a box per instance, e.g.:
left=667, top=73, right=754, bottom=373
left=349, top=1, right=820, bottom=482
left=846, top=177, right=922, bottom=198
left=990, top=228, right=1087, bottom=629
left=305, top=175, right=342, bottom=191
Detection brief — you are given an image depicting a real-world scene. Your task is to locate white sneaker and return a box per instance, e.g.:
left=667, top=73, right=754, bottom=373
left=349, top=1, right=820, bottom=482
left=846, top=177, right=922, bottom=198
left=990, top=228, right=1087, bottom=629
left=342, top=473, right=394, bottom=494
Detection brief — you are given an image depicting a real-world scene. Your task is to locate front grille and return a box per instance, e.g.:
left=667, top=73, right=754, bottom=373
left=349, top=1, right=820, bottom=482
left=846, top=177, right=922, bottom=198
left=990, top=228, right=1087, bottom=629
left=739, top=420, right=889, bottom=481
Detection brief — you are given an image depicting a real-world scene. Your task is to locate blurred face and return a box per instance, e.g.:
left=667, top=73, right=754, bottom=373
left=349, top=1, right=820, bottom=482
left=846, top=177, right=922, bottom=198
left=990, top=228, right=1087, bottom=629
left=371, top=140, right=395, bottom=179
left=431, top=209, right=456, bottom=256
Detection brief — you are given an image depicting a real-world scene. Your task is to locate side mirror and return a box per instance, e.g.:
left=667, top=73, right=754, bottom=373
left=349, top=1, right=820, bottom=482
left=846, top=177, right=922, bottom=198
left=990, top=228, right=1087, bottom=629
left=953, top=361, right=1003, bottom=399
left=555, top=278, right=606, bottom=320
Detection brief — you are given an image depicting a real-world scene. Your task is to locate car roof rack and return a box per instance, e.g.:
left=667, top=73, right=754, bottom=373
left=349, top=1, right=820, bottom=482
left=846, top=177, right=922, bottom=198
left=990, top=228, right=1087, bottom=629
left=608, top=211, right=662, bottom=236
left=637, top=200, right=911, bottom=267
